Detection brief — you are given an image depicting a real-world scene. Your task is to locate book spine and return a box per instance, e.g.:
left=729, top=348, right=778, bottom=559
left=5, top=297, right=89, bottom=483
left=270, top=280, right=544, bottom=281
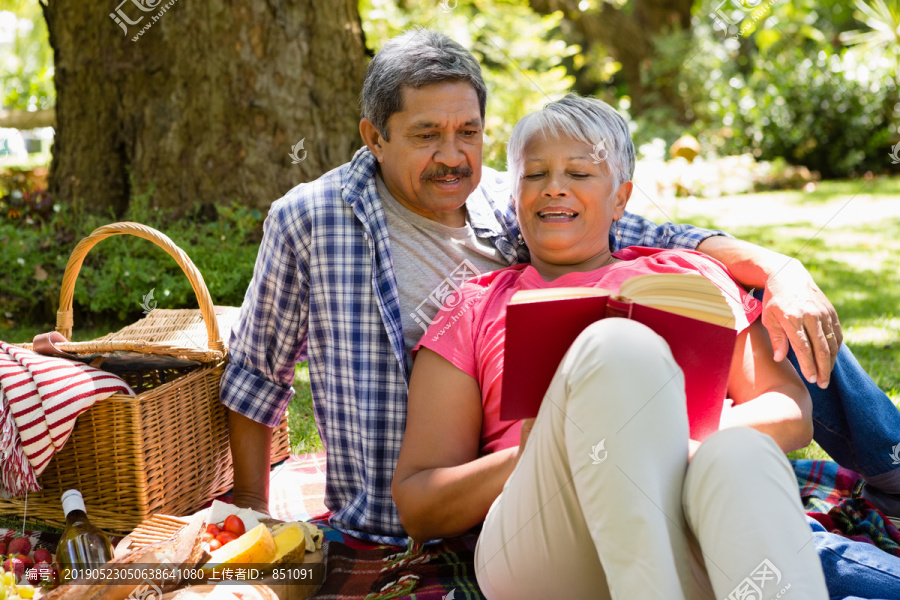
left=606, top=296, right=634, bottom=319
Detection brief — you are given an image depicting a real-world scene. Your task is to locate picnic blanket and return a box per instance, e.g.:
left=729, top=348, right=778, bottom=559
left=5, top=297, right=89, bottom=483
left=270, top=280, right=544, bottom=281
left=3, top=456, right=899, bottom=599
left=0, top=341, right=134, bottom=498
left=794, top=459, right=900, bottom=557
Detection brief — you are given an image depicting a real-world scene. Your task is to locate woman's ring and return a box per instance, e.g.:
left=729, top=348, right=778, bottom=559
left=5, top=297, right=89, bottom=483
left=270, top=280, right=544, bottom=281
left=825, top=333, right=835, bottom=340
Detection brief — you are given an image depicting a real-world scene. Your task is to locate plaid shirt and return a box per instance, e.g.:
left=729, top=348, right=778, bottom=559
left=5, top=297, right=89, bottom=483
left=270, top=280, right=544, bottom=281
left=220, top=147, right=727, bottom=544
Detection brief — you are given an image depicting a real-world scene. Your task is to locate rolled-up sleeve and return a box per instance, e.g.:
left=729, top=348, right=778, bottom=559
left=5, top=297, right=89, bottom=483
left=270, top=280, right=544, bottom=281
left=220, top=199, right=310, bottom=427
left=613, top=211, right=732, bottom=251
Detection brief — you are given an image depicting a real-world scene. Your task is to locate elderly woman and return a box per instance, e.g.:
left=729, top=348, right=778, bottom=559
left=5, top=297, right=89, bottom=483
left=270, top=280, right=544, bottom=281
left=392, top=95, right=829, bottom=600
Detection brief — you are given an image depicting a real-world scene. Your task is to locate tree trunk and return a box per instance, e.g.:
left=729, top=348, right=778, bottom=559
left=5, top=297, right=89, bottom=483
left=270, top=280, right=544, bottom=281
left=40, top=0, right=367, bottom=216
left=530, top=0, right=694, bottom=119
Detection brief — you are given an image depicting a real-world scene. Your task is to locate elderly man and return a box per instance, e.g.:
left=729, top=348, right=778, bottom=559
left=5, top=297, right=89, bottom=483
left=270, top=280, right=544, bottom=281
left=220, top=29, right=900, bottom=546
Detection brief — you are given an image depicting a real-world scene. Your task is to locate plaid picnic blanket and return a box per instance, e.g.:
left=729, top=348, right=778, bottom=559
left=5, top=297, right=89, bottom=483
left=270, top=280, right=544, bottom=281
left=793, top=459, right=900, bottom=557
left=311, top=535, right=484, bottom=600
left=3, top=457, right=899, bottom=599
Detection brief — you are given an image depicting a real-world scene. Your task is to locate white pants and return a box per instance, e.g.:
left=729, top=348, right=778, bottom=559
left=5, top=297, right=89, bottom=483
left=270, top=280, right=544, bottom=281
left=475, top=319, right=828, bottom=600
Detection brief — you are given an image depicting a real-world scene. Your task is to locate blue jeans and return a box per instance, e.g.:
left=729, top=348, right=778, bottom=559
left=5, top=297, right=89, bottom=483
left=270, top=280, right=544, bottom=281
left=808, top=517, right=900, bottom=600
left=793, top=344, right=900, bottom=480
left=788, top=342, right=900, bottom=599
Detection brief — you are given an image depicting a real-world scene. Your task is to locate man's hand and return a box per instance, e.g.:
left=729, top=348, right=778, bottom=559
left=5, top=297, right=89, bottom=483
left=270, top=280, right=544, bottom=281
left=762, top=259, right=842, bottom=388
left=695, top=236, right=841, bottom=388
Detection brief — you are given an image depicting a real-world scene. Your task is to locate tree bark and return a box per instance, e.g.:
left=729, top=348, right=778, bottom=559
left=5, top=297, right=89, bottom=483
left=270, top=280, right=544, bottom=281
left=40, top=0, right=367, bottom=216
left=530, top=0, right=694, bottom=119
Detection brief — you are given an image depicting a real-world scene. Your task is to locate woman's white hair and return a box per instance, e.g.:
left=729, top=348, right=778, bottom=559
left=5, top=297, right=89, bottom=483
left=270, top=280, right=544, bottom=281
left=507, top=94, right=635, bottom=193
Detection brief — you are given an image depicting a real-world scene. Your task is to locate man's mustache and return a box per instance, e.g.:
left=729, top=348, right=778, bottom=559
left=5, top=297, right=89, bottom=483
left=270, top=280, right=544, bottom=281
left=421, top=166, right=474, bottom=180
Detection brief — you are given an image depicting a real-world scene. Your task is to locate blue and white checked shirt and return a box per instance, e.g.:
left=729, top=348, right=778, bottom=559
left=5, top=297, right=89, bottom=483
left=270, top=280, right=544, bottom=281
left=220, top=147, right=727, bottom=544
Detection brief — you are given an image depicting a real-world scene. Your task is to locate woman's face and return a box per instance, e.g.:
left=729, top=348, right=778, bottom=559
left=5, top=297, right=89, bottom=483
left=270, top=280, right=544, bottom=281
left=516, top=134, right=632, bottom=272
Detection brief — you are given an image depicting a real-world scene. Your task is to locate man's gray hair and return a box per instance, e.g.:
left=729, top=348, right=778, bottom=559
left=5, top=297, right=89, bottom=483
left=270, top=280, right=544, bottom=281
left=507, top=94, right=635, bottom=191
left=361, top=28, right=487, bottom=140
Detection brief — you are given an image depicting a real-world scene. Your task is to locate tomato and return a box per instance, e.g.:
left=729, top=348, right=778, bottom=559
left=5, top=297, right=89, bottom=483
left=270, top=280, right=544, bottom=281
left=206, top=523, right=221, bottom=537
left=216, top=532, right=239, bottom=546
left=222, top=515, right=246, bottom=537
left=208, top=538, right=222, bottom=551
left=201, top=532, right=214, bottom=543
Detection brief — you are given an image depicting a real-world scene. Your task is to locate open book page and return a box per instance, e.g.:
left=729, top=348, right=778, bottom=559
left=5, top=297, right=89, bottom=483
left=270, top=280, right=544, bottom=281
left=618, top=273, right=737, bottom=328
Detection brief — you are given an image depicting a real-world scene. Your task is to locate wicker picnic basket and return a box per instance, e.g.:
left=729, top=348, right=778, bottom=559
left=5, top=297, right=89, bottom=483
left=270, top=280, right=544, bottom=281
left=0, top=222, right=291, bottom=534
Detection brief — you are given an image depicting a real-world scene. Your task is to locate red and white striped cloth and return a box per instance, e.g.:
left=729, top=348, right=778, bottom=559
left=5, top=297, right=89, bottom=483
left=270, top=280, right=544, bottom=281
left=0, top=341, right=134, bottom=498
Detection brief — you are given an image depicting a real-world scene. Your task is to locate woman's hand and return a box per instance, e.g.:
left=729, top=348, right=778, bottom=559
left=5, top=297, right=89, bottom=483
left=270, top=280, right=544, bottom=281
left=518, top=418, right=536, bottom=461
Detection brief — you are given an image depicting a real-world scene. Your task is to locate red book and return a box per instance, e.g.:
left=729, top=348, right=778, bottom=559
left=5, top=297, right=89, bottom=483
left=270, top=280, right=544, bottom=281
left=500, top=274, right=740, bottom=441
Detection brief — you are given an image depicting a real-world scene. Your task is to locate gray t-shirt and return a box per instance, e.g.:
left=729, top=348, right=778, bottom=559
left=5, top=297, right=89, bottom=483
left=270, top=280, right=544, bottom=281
left=376, top=175, right=507, bottom=371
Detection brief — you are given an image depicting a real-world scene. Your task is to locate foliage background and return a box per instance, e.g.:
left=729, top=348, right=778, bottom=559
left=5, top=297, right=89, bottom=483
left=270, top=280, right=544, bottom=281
left=0, top=0, right=52, bottom=112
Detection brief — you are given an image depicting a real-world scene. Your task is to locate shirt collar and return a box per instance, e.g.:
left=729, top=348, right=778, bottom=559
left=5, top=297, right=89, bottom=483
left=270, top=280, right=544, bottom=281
left=341, top=147, right=380, bottom=211
left=464, top=166, right=509, bottom=238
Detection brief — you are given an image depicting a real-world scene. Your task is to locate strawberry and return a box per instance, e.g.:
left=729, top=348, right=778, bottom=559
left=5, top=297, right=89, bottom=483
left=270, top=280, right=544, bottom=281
left=0, top=540, right=7, bottom=556
left=8, top=536, right=32, bottom=557
left=2, top=554, right=31, bottom=580
left=32, top=548, right=53, bottom=564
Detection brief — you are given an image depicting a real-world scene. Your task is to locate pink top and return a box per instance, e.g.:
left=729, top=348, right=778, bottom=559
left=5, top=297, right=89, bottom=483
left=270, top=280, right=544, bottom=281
left=413, top=247, right=762, bottom=455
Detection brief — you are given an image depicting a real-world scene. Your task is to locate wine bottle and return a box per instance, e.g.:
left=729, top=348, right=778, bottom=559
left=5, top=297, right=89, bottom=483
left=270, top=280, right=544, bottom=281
left=56, top=490, right=114, bottom=582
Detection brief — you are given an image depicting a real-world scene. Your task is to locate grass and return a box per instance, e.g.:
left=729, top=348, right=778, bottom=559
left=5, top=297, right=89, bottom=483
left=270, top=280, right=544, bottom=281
left=781, top=177, right=900, bottom=205
left=289, top=363, right=321, bottom=454
left=1, top=321, right=131, bottom=344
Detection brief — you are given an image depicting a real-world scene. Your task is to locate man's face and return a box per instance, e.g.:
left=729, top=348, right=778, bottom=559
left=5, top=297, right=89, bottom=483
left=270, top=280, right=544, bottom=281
left=370, top=81, right=483, bottom=225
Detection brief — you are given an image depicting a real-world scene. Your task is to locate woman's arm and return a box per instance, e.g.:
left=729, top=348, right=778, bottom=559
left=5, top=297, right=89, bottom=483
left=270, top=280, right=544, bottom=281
left=392, top=348, right=521, bottom=542
left=720, top=320, right=814, bottom=453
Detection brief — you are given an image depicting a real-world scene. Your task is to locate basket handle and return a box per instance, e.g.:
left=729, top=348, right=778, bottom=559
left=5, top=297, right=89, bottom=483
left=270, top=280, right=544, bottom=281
left=55, top=222, right=224, bottom=353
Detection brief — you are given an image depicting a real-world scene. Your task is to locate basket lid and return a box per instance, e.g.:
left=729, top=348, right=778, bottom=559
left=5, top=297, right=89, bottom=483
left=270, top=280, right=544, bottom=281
left=22, top=307, right=241, bottom=364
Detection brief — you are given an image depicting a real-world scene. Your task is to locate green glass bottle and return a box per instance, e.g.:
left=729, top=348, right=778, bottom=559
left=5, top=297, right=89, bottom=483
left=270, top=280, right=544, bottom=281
left=56, top=490, right=114, bottom=582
